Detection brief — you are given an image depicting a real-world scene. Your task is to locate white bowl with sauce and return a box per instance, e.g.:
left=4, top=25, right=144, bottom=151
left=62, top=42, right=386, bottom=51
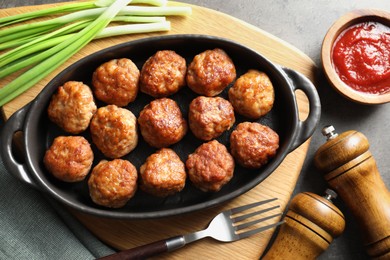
left=322, top=9, right=390, bottom=105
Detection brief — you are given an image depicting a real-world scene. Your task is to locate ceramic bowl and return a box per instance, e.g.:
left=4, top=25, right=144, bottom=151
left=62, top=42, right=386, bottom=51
left=321, top=9, right=390, bottom=105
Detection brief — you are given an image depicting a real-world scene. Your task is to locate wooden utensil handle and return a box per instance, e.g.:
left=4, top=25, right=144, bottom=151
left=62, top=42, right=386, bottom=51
left=98, top=239, right=167, bottom=260
left=98, top=235, right=186, bottom=260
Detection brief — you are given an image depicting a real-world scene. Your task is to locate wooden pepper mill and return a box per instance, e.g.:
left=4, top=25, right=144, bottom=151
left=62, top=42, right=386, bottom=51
left=262, top=189, right=345, bottom=259
left=314, top=125, right=390, bottom=259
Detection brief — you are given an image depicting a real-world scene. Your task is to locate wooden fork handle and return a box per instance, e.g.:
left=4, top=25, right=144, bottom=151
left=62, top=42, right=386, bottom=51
left=98, top=236, right=185, bottom=260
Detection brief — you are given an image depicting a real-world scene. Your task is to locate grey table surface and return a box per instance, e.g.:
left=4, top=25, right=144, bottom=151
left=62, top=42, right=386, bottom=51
left=1, top=0, right=389, bottom=259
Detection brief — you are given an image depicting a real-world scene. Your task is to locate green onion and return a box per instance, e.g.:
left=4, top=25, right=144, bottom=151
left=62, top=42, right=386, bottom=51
left=0, top=0, right=133, bottom=106
left=0, top=15, right=166, bottom=51
left=0, top=20, right=170, bottom=79
left=0, top=1, right=99, bottom=27
left=0, top=24, right=59, bottom=44
left=0, top=5, right=190, bottom=48
left=0, top=0, right=192, bottom=106
left=97, top=20, right=170, bottom=38
left=0, top=36, right=38, bottom=50
left=0, top=9, right=105, bottom=43
left=0, top=0, right=167, bottom=27
left=112, top=15, right=166, bottom=23
left=131, top=0, right=167, bottom=6
left=118, top=6, right=192, bottom=16
left=0, top=20, right=90, bottom=67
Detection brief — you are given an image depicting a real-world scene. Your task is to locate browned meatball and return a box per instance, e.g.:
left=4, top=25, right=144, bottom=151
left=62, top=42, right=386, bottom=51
left=140, top=50, right=187, bottom=98
left=186, top=48, right=236, bottom=96
left=48, top=81, right=97, bottom=134
left=88, top=159, right=137, bottom=208
left=90, top=105, right=138, bottom=158
left=230, top=122, right=279, bottom=169
left=92, top=58, right=140, bottom=106
left=228, top=70, right=275, bottom=119
left=189, top=96, right=235, bottom=141
left=186, top=140, right=234, bottom=192
left=138, top=98, right=187, bottom=148
left=139, top=148, right=186, bottom=197
left=44, top=136, right=93, bottom=182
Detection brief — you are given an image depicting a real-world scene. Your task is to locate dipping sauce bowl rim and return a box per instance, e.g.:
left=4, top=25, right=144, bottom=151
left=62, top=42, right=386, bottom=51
left=321, top=9, right=390, bottom=105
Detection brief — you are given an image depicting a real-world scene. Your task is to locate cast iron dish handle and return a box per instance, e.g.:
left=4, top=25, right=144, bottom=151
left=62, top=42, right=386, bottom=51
left=1, top=104, right=38, bottom=189
left=282, top=67, right=321, bottom=151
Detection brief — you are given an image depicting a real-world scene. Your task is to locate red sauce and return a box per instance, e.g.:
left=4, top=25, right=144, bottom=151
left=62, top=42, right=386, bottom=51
left=332, top=21, right=390, bottom=95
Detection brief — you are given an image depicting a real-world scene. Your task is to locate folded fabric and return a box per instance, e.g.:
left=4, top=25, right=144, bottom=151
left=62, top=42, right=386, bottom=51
left=0, top=151, right=114, bottom=260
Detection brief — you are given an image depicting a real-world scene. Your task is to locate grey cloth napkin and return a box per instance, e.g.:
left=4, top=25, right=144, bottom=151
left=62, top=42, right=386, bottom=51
left=0, top=143, right=115, bottom=259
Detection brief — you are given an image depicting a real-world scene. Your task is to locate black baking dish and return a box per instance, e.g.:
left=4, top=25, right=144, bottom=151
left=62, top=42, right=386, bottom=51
left=1, top=34, right=321, bottom=219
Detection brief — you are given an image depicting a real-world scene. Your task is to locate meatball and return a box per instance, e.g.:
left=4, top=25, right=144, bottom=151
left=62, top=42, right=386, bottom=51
left=228, top=70, right=275, bottom=119
left=44, top=136, right=93, bottom=182
left=189, top=96, right=235, bottom=141
left=230, top=122, right=279, bottom=169
left=90, top=105, right=138, bottom=158
left=88, top=159, right=138, bottom=208
left=48, top=81, right=97, bottom=134
left=186, top=140, right=234, bottom=192
left=92, top=58, right=140, bottom=106
left=139, top=148, right=186, bottom=197
left=186, top=48, right=236, bottom=96
left=140, top=50, right=187, bottom=98
left=138, top=98, right=187, bottom=148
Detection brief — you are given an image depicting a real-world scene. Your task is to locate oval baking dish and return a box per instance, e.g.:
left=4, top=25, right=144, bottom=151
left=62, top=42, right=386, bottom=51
left=1, top=35, right=321, bottom=219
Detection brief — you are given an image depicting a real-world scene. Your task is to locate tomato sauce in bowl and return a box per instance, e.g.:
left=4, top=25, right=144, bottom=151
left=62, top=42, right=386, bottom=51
left=322, top=10, right=390, bottom=104
left=332, top=21, right=390, bottom=95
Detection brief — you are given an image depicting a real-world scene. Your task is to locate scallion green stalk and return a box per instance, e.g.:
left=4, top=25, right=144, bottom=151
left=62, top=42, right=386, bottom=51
left=0, top=24, right=59, bottom=44
left=96, top=21, right=170, bottom=38
left=0, top=15, right=166, bottom=72
left=131, top=0, right=167, bottom=6
left=0, top=0, right=167, bottom=28
left=0, top=15, right=165, bottom=51
left=0, top=20, right=90, bottom=67
left=112, top=15, right=166, bottom=23
left=0, top=30, right=54, bottom=50
left=0, top=1, right=98, bottom=27
left=0, top=5, right=189, bottom=45
left=0, top=20, right=170, bottom=79
left=118, top=6, right=192, bottom=16
left=0, top=0, right=133, bottom=106
left=0, top=8, right=104, bottom=42
left=0, top=0, right=192, bottom=106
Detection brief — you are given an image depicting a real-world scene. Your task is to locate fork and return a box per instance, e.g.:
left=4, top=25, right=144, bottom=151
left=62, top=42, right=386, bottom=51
left=99, top=198, right=284, bottom=260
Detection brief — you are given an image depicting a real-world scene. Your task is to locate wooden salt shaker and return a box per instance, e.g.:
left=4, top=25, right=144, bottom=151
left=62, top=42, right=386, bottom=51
left=314, top=125, right=390, bottom=259
left=262, top=189, right=345, bottom=259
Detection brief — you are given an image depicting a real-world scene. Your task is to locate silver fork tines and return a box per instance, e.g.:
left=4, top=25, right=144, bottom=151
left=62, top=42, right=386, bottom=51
left=99, top=198, right=284, bottom=260
left=236, top=213, right=284, bottom=239
left=229, top=198, right=283, bottom=239
left=235, top=212, right=282, bottom=231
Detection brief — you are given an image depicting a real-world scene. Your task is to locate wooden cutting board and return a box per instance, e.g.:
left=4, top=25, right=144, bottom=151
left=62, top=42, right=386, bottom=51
left=0, top=2, right=317, bottom=259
